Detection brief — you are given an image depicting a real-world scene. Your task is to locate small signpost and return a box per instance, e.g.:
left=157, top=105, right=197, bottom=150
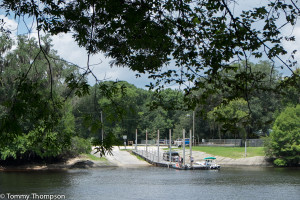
left=123, top=135, right=127, bottom=149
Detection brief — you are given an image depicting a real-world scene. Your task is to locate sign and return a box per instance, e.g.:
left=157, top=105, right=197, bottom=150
left=123, top=135, right=127, bottom=140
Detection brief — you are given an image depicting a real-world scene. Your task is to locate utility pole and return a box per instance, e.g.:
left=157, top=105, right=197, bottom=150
left=183, top=129, right=185, bottom=167
left=157, top=129, right=160, bottom=163
left=193, top=110, right=195, bottom=146
left=190, top=129, right=193, bottom=167
left=169, top=129, right=172, bottom=166
left=101, top=111, right=104, bottom=144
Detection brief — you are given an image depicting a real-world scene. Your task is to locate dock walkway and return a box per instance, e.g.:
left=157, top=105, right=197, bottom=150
left=132, top=147, right=176, bottom=168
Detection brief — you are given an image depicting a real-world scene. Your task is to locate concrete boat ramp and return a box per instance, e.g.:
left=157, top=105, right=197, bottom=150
left=93, top=146, right=270, bottom=168
left=94, top=146, right=150, bottom=167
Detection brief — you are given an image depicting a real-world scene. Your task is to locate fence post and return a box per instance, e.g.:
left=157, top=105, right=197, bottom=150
left=135, top=129, right=137, bottom=151
left=146, top=129, right=148, bottom=158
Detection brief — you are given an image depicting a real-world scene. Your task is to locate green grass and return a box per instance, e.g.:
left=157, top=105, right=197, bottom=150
left=81, top=153, right=107, bottom=161
left=164, top=147, right=265, bottom=159
left=128, top=150, right=145, bottom=161
left=131, top=153, right=145, bottom=161
left=193, top=146, right=264, bottom=159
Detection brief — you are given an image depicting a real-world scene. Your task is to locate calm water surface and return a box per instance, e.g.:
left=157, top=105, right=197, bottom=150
left=0, top=166, right=299, bottom=200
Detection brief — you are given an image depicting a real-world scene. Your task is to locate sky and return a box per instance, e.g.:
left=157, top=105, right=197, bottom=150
left=1, top=1, right=299, bottom=89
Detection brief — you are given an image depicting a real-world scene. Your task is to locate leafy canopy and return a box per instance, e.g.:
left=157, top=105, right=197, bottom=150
left=1, top=0, right=299, bottom=96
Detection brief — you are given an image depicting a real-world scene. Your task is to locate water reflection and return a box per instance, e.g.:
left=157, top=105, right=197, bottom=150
left=0, top=167, right=299, bottom=200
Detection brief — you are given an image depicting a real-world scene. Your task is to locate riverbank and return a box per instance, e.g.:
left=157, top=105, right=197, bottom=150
left=0, top=154, right=114, bottom=171
left=0, top=146, right=273, bottom=171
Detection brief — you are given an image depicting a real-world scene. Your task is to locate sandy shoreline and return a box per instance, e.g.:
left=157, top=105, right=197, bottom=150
left=0, top=147, right=273, bottom=171
left=0, top=155, right=115, bottom=171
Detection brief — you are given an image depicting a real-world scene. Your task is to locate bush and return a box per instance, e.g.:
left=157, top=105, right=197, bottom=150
left=265, top=105, right=300, bottom=166
left=66, top=136, right=92, bottom=157
left=0, top=127, right=69, bottom=161
left=274, top=158, right=287, bottom=167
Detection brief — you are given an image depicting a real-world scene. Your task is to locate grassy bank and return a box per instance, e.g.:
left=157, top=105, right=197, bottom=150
left=166, top=147, right=265, bottom=159
left=81, top=154, right=108, bottom=161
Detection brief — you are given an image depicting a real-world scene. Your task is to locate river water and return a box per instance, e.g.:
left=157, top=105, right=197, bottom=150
left=0, top=166, right=299, bottom=200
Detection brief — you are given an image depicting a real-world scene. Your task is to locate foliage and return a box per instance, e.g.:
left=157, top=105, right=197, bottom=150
left=265, top=105, right=300, bottom=166
left=0, top=0, right=299, bottom=159
left=1, top=0, right=299, bottom=99
left=92, top=132, right=121, bottom=157
left=207, top=98, right=250, bottom=138
left=66, top=137, right=92, bottom=157
left=273, top=158, right=288, bottom=167
left=0, top=34, right=90, bottom=161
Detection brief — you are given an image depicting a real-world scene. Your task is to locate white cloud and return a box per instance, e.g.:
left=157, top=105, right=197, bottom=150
left=51, top=33, right=151, bottom=87
left=282, top=26, right=300, bottom=69
left=0, top=15, right=18, bottom=35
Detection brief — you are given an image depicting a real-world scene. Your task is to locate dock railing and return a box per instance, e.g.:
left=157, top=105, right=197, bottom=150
left=133, top=147, right=169, bottom=166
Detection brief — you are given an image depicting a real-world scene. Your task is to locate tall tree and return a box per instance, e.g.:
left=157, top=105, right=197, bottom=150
left=264, top=105, right=300, bottom=166
left=0, top=34, right=84, bottom=160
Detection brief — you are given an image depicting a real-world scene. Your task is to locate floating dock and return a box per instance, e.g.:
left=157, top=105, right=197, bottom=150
left=132, top=149, right=220, bottom=170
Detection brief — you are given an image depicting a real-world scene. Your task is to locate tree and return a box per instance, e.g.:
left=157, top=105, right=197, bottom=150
left=265, top=105, right=300, bottom=166
left=1, top=0, right=299, bottom=155
left=0, top=34, right=87, bottom=161
left=207, top=98, right=250, bottom=139
left=280, top=68, right=300, bottom=106
left=1, top=0, right=299, bottom=92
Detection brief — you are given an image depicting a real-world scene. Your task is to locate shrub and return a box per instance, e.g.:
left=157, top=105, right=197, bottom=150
left=265, top=105, right=300, bottom=166
left=274, top=158, right=287, bottom=167
left=66, top=136, right=92, bottom=157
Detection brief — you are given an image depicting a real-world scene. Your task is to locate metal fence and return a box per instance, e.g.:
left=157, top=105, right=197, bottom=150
left=135, top=148, right=164, bottom=163
left=199, top=139, right=264, bottom=147
left=140, top=139, right=156, bottom=145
